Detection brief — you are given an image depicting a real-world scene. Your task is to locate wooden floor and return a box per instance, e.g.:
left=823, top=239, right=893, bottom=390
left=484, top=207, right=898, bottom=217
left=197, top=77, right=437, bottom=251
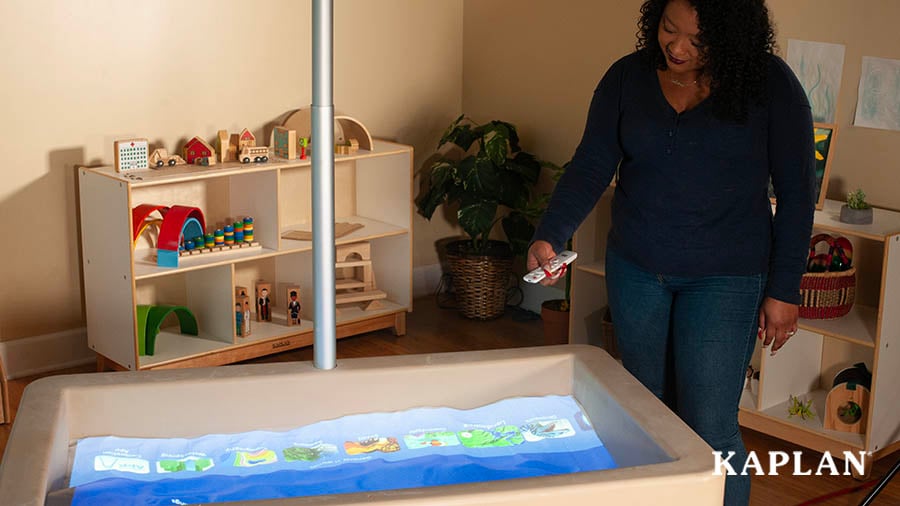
left=1, top=296, right=897, bottom=505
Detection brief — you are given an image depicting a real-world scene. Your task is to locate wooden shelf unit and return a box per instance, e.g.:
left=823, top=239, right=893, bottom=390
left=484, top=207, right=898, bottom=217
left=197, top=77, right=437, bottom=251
left=569, top=196, right=900, bottom=473
left=80, top=140, right=413, bottom=371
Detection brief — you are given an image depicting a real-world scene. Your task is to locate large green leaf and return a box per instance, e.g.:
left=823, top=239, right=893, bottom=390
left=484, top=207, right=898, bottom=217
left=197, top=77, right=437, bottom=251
left=414, top=160, right=455, bottom=219
left=496, top=170, right=529, bottom=210
left=439, top=118, right=480, bottom=152
left=437, top=114, right=465, bottom=149
left=489, top=121, right=520, bottom=153
left=458, top=197, right=498, bottom=241
left=505, top=151, right=542, bottom=185
left=481, top=123, right=510, bottom=167
left=415, top=186, right=444, bottom=220
left=502, top=212, right=535, bottom=256
left=464, top=156, right=501, bottom=197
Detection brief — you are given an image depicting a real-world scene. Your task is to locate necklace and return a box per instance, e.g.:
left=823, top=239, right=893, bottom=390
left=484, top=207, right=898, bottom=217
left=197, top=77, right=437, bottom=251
left=668, top=71, right=698, bottom=87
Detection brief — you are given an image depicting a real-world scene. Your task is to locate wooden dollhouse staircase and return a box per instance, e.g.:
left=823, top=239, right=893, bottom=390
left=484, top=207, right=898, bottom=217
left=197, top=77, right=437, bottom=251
left=335, top=241, right=386, bottom=312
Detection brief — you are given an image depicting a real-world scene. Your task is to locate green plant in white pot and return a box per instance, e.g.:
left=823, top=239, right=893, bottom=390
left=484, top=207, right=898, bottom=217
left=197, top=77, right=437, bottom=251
left=416, top=115, right=559, bottom=319
left=840, top=189, right=873, bottom=225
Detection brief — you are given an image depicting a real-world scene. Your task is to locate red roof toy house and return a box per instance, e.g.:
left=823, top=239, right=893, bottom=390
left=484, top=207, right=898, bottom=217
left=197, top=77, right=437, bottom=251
left=183, top=136, right=217, bottom=165
left=238, top=128, right=256, bottom=150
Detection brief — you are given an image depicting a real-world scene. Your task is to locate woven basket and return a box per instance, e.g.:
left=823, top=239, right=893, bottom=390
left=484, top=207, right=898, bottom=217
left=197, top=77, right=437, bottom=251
left=446, top=240, right=513, bottom=320
left=799, top=267, right=856, bottom=320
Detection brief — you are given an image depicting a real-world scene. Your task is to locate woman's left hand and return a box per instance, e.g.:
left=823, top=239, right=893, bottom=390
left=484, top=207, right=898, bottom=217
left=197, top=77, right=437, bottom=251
left=758, top=297, right=799, bottom=355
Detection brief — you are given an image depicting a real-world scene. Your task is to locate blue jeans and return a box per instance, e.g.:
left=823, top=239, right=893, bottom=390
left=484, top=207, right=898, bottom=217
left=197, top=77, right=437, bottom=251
left=605, top=248, right=765, bottom=506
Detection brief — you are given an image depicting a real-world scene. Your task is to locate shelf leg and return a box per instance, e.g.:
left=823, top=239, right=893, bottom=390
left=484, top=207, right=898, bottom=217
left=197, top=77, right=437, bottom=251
left=96, top=354, right=108, bottom=372
left=392, top=312, right=407, bottom=336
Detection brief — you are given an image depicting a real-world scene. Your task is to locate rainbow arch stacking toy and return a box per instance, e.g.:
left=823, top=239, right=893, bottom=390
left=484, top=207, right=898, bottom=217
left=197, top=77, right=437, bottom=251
left=136, top=305, right=198, bottom=356
left=155, top=205, right=206, bottom=268
left=131, top=204, right=169, bottom=245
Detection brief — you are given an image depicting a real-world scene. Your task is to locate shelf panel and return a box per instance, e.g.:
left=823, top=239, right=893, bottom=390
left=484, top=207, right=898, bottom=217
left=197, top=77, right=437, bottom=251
left=576, top=261, right=606, bottom=277
left=799, top=304, right=877, bottom=348
left=742, top=389, right=865, bottom=449
left=139, top=301, right=407, bottom=369
left=334, top=299, right=406, bottom=324
left=134, top=247, right=281, bottom=280
left=133, top=215, right=408, bottom=280
left=814, top=199, right=900, bottom=242
left=87, top=140, right=413, bottom=188
left=238, top=314, right=315, bottom=345
left=280, top=216, right=408, bottom=253
left=139, top=331, right=232, bottom=368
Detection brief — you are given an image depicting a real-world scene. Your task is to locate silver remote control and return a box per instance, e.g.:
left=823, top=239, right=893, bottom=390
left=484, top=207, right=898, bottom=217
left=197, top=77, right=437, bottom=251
left=523, top=251, right=577, bottom=283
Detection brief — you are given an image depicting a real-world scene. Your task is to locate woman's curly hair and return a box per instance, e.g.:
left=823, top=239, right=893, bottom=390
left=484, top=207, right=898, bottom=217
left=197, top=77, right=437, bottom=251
left=636, top=0, right=776, bottom=122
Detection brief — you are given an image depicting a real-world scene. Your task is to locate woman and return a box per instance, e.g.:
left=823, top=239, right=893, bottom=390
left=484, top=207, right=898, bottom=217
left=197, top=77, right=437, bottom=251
left=528, top=0, right=815, bottom=504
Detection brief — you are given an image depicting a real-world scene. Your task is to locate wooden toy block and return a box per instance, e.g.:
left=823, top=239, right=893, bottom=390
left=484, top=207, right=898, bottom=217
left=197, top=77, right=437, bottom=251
left=235, top=295, right=251, bottom=338
left=280, top=109, right=374, bottom=151
left=114, top=138, right=150, bottom=173
left=255, top=281, right=272, bottom=322
left=336, top=242, right=371, bottom=261
left=238, top=128, right=256, bottom=150
left=273, top=126, right=297, bottom=159
left=183, top=136, right=217, bottom=166
left=286, top=286, right=302, bottom=326
left=825, top=383, right=869, bottom=434
left=235, top=286, right=249, bottom=298
left=281, top=222, right=364, bottom=241
left=218, top=130, right=235, bottom=163
left=333, top=240, right=386, bottom=311
left=349, top=138, right=359, bottom=154
left=335, top=290, right=386, bottom=305
left=363, top=299, right=384, bottom=311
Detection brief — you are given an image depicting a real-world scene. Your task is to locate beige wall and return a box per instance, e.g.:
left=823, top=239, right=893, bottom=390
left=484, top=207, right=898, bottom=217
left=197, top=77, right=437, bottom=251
left=0, top=0, right=463, bottom=341
left=463, top=0, right=900, bottom=208
left=5, top=0, right=899, bottom=343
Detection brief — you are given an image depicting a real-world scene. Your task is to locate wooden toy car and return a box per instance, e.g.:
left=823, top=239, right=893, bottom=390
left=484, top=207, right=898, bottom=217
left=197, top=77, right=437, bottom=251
left=239, top=145, right=269, bottom=163
left=149, top=148, right=187, bottom=168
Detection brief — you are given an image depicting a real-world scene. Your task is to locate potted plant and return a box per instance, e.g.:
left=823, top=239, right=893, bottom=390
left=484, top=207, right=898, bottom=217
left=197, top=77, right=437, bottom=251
left=539, top=236, right=573, bottom=345
left=416, top=115, right=558, bottom=319
left=540, top=272, right=572, bottom=345
left=840, top=189, right=873, bottom=225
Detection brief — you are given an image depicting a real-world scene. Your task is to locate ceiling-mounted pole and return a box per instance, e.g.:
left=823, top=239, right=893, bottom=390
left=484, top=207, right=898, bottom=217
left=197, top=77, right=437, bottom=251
left=312, top=0, right=336, bottom=370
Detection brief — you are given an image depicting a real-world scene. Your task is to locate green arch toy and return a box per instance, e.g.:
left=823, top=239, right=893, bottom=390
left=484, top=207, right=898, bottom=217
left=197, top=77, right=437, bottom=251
left=136, top=305, right=199, bottom=356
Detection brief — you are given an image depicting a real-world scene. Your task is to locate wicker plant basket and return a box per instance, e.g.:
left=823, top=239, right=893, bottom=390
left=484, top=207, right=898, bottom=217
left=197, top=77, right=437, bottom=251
left=446, top=240, right=513, bottom=320
left=799, top=267, right=856, bottom=320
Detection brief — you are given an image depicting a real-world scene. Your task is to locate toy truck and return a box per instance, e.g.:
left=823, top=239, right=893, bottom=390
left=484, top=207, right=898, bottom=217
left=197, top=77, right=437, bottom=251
left=239, top=145, right=269, bottom=164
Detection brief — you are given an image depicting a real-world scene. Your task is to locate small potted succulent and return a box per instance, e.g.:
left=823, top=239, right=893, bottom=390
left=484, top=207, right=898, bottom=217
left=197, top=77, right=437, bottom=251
left=840, top=189, right=873, bottom=225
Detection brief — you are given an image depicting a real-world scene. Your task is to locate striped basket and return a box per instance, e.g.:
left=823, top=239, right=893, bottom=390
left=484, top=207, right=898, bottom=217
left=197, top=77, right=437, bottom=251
left=446, top=240, right=514, bottom=320
left=799, top=267, right=856, bottom=320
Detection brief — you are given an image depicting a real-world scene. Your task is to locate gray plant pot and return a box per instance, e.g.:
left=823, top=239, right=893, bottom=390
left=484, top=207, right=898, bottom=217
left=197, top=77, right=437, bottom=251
left=840, top=205, right=873, bottom=225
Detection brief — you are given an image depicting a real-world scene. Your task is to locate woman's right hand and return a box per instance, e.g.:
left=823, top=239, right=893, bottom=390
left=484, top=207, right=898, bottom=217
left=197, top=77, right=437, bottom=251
left=527, top=240, right=562, bottom=286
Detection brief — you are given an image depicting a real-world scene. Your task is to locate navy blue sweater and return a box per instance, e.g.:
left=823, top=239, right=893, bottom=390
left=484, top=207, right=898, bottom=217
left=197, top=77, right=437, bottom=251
left=533, top=51, right=816, bottom=304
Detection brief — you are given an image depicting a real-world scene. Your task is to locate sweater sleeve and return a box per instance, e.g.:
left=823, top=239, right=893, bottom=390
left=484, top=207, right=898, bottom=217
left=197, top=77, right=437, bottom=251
left=531, top=58, right=626, bottom=253
left=766, top=57, right=817, bottom=304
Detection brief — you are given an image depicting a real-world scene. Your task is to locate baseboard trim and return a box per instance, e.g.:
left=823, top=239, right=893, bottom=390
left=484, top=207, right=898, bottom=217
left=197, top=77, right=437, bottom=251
left=0, top=328, right=95, bottom=380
